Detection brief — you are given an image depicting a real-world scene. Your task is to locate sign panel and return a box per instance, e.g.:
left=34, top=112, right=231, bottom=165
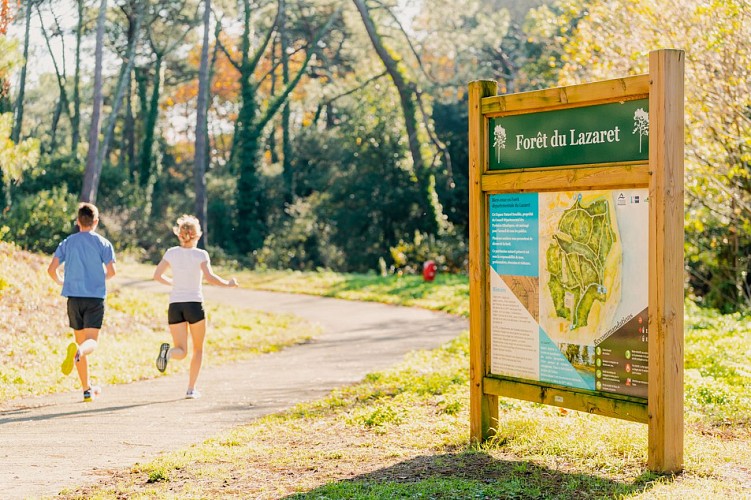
left=489, top=99, right=649, bottom=170
left=489, top=189, right=649, bottom=398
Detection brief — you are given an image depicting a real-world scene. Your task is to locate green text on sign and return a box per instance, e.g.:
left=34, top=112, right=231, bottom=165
left=488, top=99, right=649, bottom=170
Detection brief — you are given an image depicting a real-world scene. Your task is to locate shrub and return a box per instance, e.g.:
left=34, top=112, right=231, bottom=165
left=0, top=186, right=78, bottom=253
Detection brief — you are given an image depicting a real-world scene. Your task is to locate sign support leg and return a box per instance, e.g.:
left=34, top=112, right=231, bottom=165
left=647, top=48, right=685, bottom=473
left=468, top=80, right=499, bottom=443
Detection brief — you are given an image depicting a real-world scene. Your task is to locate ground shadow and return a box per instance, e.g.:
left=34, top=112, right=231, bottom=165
left=0, top=398, right=185, bottom=425
left=286, top=451, right=664, bottom=499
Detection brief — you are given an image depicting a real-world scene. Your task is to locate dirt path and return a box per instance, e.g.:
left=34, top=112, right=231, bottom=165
left=0, top=280, right=467, bottom=499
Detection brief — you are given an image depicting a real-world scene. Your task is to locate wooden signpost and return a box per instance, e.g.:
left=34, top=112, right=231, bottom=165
left=468, top=49, right=684, bottom=472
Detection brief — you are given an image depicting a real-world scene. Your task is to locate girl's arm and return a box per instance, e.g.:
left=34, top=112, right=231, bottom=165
left=200, top=261, right=238, bottom=287
left=153, top=259, right=173, bottom=286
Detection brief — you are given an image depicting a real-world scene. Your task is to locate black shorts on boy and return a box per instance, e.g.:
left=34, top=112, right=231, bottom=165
left=67, top=297, right=105, bottom=330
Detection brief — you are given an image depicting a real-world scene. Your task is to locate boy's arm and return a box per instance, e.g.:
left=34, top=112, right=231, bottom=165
left=105, top=261, right=117, bottom=280
left=47, top=257, right=64, bottom=286
left=153, top=259, right=173, bottom=286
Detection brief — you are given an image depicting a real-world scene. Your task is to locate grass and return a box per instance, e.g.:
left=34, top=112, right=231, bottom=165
left=60, top=329, right=751, bottom=499
left=118, top=261, right=470, bottom=317
left=4, top=247, right=750, bottom=498
left=0, top=243, right=316, bottom=402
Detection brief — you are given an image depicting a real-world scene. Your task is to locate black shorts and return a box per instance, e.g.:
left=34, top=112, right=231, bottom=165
left=67, top=297, right=105, bottom=330
left=168, top=302, right=206, bottom=325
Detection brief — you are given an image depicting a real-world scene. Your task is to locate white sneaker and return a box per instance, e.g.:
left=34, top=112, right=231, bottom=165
left=185, top=389, right=201, bottom=399
left=83, top=385, right=101, bottom=402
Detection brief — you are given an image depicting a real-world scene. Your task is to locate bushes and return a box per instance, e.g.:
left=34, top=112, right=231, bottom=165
left=0, top=185, right=78, bottom=253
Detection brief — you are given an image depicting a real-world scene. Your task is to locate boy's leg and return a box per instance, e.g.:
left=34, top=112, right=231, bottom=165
left=187, top=320, right=206, bottom=392
left=74, top=328, right=100, bottom=391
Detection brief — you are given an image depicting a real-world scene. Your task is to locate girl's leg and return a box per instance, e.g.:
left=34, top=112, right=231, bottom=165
left=186, top=320, right=206, bottom=391
left=169, top=322, right=189, bottom=360
left=74, top=328, right=100, bottom=390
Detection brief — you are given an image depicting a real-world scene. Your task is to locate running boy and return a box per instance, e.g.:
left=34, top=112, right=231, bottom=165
left=48, top=202, right=117, bottom=402
left=153, top=215, right=238, bottom=399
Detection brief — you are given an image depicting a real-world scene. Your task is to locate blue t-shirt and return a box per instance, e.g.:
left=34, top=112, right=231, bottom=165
left=54, top=231, right=116, bottom=299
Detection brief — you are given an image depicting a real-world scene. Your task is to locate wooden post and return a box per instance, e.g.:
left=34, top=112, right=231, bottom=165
left=468, top=80, right=498, bottom=443
left=647, top=49, right=685, bottom=472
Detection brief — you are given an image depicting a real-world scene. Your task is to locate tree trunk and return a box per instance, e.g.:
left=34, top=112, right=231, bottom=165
left=11, top=0, right=32, bottom=143
left=97, top=4, right=141, bottom=174
left=234, top=83, right=266, bottom=253
left=71, top=0, right=83, bottom=154
left=133, top=67, right=148, bottom=180
left=138, top=54, right=163, bottom=188
left=280, top=0, right=293, bottom=205
left=123, top=70, right=135, bottom=172
left=37, top=4, right=72, bottom=141
left=194, top=0, right=211, bottom=247
left=48, top=98, right=63, bottom=153
left=81, top=0, right=108, bottom=203
left=352, top=0, right=441, bottom=235
left=267, top=36, right=279, bottom=164
left=231, top=2, right=339, bottom=253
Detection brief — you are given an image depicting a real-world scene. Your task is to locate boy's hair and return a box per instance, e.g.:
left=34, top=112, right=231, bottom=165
left=173, top=215, right=202, bottom=242
left=77, top=203, right=99, bottom=228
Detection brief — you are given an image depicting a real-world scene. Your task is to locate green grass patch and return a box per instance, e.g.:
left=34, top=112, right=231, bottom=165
left=233, top=269, right=470, bottom=317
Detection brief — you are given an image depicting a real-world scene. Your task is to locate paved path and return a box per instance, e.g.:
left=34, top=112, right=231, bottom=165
left=0, top=280, right=467, bottom=499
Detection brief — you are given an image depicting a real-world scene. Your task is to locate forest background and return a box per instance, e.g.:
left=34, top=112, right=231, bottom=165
left=0, top=0, right=749, bottom=314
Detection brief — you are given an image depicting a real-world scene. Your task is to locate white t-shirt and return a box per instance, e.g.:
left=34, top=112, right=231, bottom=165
left=162, top=246, right=210, bottom=303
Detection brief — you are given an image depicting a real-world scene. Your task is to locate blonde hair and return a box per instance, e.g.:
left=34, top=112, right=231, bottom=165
left=173, top=215, right=202, bottom=243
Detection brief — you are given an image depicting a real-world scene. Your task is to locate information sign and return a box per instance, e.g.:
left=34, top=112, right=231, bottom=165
left=488, top=189, right=648, bottom=399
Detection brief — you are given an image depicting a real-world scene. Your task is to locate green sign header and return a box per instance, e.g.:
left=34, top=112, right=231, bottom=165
left=488, top=99, right=649, bottom=170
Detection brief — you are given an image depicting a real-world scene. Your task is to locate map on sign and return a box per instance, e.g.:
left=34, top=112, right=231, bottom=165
left=539, top=192, right=622, bottom=346
left=488, top=189, right=648, bottom=395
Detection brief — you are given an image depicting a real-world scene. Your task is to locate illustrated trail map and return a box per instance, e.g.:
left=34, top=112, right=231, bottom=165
left=489, top=189, right=649, bottom=398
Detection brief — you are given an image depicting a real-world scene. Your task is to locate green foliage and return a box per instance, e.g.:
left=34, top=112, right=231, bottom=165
left=260, top=87, right=428, bottom=272
left=554, top=0, right=751, bottom=312
left=388, top=227, right=468, bottom=275
left=0, top=38, right=20, bottom=82
left=256, top=194, right=345, bottom=271
left=0, top=113, right=41, bottom=207
left=431, top=99, right=469, bottom=235
left=0, top=186, right=77, bottom=253
left=684, top=301, right=751, bottom=423
left=15, top=154, right=83, bottom=196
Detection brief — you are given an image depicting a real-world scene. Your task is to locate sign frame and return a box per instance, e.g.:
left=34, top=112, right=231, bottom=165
left=468, top=49, right=684, bottom=472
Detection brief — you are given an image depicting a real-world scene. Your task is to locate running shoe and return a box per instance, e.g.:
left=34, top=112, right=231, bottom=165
left=83, top=385, right=101, bottom=403
left=156, top=343, right=170, bottom=373
left=185, top=389, right=201, bottom=399
left=61, top=342, right=78, bottom=376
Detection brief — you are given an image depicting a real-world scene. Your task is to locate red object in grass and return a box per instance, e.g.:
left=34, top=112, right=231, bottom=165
left=422, top=260, right=437, bottom=282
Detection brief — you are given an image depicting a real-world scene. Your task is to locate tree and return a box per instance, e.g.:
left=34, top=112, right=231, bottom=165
left=0, top=113, right=40, bottom=209
left=136, top=0, right=199, bottom=202
left=554, top=0, right=751, bottom=311
left=352, top=0, right=442, bottom=236
left=0, top=0, right=18, bottom=113
left=71, top=0, right=84, bottom=154
left=35, top=1, right=75, bottom=153
left=218, top=0, right=340, bottom=254
left=96, top=0, right=144, bottom=180
left=11, top=0, right=33, bottom=143
left=81, top=0, right=108, bottom=203
left=194, top=0, right=211, bottom=246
